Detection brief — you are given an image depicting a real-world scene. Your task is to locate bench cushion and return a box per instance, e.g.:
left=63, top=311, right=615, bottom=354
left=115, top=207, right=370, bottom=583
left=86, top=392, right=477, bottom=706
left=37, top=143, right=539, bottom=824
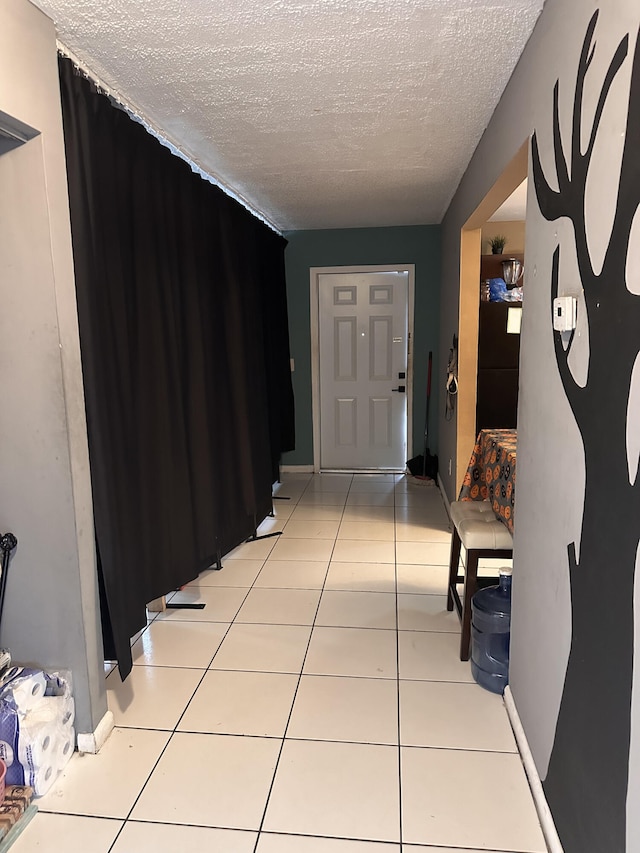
left=449, top=500, right=513, bottom=550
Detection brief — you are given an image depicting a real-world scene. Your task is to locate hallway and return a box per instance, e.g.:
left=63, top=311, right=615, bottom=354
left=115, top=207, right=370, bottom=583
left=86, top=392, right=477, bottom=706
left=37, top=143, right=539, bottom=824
left=14, top=473, right=546, bottom=852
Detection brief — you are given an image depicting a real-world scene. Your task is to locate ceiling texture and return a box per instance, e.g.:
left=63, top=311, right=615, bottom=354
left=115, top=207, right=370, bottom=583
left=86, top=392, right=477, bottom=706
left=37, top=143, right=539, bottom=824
left=34, top=0, right=545, bottom=232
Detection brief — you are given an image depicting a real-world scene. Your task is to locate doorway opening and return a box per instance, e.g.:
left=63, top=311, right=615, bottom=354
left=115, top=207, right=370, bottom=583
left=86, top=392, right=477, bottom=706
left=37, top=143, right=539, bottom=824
left=457, top=143, right=528, bottom=491
left=310, top=264, right=415, bottom=473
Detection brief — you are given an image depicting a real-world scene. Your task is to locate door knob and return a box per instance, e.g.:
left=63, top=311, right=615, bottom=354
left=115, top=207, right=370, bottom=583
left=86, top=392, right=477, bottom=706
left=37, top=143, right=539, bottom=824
left=392, top=385, right=406, bottom=393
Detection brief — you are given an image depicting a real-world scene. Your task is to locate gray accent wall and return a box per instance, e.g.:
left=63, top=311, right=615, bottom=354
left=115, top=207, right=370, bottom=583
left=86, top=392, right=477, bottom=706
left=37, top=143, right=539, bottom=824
left=0, top=0, right=106, bottom=734
left=283, top=226, right=441, bottom=467
left=438, top=0, right=640, bottom=847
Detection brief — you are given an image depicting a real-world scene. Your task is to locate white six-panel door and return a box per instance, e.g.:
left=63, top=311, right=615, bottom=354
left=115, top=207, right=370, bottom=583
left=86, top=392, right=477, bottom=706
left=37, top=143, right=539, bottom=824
left=316, top=269, right=410, bottom=470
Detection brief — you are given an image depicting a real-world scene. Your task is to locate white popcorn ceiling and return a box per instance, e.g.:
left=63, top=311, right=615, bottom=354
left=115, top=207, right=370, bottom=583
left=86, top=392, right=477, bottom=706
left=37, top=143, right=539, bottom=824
left=34, top=0, right=545, bottom=231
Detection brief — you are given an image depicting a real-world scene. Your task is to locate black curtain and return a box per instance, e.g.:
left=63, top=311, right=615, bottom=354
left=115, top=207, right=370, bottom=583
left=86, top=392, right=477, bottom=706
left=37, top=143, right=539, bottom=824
left=58, top=58, right=294, bottom=678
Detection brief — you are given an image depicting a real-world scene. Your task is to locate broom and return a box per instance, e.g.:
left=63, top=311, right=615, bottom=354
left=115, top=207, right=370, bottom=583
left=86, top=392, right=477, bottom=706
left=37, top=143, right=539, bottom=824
left=406, top=351, right=438, bottom=485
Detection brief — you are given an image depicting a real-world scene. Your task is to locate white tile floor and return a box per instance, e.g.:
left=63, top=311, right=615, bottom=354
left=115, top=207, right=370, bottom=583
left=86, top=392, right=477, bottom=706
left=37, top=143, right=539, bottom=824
left=13, top=473, right=547, bottom=853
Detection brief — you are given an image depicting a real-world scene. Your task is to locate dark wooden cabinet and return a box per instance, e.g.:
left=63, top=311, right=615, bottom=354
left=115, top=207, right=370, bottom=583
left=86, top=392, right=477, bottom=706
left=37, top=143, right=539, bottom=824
left=475, top=254, right=523, bottom=433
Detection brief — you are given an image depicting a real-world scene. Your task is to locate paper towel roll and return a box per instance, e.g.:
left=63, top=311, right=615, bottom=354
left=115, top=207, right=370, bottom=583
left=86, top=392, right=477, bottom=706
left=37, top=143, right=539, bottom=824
left=17, top=719, right=56, bottom=770
left=56, top=728, right=74, bottom=771
left=25, top=763, right=56, bottom=797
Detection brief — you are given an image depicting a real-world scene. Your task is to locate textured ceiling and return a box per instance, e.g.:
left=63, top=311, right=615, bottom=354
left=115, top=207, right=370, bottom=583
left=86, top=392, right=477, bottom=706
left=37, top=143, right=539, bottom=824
left=34, top=0, right=545, bottom=231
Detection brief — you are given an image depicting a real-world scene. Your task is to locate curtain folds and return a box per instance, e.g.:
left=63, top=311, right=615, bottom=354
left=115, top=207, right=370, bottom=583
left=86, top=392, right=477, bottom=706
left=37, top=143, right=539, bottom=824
left=58, top=57, right=294, bottom=678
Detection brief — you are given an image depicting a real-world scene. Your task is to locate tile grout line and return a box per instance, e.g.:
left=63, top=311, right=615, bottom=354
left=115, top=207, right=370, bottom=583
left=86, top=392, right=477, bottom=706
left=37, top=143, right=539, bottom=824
left=393, top=478, right=404, bottom=851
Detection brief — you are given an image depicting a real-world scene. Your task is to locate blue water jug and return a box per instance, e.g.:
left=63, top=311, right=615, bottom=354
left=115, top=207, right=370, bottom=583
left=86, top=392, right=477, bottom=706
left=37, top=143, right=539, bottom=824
left=471, top=567, right=512, bottom=694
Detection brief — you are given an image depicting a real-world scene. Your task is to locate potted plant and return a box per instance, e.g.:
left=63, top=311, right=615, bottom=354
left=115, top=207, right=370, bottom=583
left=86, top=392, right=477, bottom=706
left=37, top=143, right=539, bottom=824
left=489, top=235, right=507, bottom=254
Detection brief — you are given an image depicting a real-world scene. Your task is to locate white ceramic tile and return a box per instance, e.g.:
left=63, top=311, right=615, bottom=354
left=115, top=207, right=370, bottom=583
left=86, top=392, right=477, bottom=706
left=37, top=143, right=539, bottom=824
left=158, top=586, right=248, bottom=622
left=400, top=848, right=510, bottom=852
left=112, top=822, right=257, bottom=853
left=257, top=833, right=400, bottom=852
left=263, top=739, right=400, bottom=842
left=38, top=728, right=170, bottom=818
left=235, top=587, right=321, bottom=625
left=281, top=519, right=341, bottom=539
left=290, top=505, right=345, bottom=521
left=396, top=564, right=449, bottom=595
left=305, top=474, right=353, bottom=491
left=178, top=669, right=298, bottom=736
left=132, top=621, right=229, bottom=669
left=288, top=675, right=398, bottom=744
left=395, top=523, right=451, bottom=543
left=331, top=540, right=395, bottom=563
left=10, top=813, right=122, bottom=853
left=256, top=516, right=286, bottom=536
left=401, top=747, right=546, bottom=850
left=338, top=521, right=395, bottom=541
left=298, top=491, right=349, bottom=506
left=225, top=538, right=278, bottom=560
left=395, top=542, right=450, bottom=566
left=269, top=537, right=336, bottom=562
left=341, top=505, right=395, bottom=523
left=106, top=665, right=202, bottom=729
left=131, top=732, right=281, bottom=830
left=345, top=492, right=395, bottom=507
left=210, top=623, right=312, bottom=673
left=325, top=561, right=396, bottom=593
left=394, top=505, right=450, bottom=526
left=397, top=632, right=473, bottom=682
left=316, top=591, right=397, bottom=630
left=396, top=594, right=459, bottom=632
left=348, top=479, right=396, bottom=493
left=255, top=559, right=329, bottom=589
left=189, top=560, right=264, bottom=587
left=304, top=627, right=397, bottom=679
left=270, top=501, right=296, bottom=519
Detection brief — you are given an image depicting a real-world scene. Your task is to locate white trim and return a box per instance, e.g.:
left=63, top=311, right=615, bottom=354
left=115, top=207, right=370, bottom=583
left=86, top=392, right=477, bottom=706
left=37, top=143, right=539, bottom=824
left=77, top=710, right=115, bottom=754
left=504, top=686, right=564, bottom=852
left=280, top=465, right=314, bottom=473
left=437, top=472, right=452, bottom=514
left=310, top=264, right=415, bottom=474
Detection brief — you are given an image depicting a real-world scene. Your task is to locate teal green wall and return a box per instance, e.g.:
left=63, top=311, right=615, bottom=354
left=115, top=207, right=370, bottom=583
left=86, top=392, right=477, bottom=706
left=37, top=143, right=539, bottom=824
left=283, top=225, right=441, bottom=466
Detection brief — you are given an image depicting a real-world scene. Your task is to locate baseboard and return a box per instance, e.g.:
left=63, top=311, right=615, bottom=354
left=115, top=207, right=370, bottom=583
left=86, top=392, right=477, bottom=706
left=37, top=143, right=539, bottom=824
left=280, top=465, right=314, bottom=473
left=504, top=686, right=564, bottom=852
left=77, top=710, right=115, bottom=754
left=437, top=473, right=451, bottom=512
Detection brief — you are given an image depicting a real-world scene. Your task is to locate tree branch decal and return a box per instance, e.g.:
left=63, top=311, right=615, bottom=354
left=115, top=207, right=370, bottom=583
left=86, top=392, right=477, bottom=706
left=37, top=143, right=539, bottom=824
left=532, top=10, right=640, bottom=852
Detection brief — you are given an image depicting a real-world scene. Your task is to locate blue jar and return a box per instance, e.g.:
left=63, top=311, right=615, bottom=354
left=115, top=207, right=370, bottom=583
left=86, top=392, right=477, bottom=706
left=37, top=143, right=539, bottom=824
left=471, top=568, right=512, bottom=694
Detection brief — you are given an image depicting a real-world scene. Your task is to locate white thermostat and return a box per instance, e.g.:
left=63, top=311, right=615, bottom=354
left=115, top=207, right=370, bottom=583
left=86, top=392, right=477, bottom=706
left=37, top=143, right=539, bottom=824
left=553, top=296, right=577, bottom=331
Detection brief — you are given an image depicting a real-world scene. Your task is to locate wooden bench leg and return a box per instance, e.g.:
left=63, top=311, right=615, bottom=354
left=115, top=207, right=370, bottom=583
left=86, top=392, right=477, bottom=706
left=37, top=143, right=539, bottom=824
left=447, top=528, right=462, bottom=612
left=460, top=550, right=479, bottom=661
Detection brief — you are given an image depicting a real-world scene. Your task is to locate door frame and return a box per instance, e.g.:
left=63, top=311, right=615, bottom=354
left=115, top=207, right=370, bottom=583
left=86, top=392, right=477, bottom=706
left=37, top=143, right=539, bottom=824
left=310, top=264, right=415, bottom=473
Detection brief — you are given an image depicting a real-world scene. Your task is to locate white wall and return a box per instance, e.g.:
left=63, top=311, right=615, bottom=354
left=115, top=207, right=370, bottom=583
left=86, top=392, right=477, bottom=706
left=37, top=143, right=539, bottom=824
left=438, top=0, right=640, bottom=848
left=0, top=0, right=106, bottom=734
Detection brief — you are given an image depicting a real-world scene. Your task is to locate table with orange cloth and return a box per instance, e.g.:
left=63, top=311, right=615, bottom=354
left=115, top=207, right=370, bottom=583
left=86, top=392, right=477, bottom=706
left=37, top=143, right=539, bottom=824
left=458, top=428, right=517, bottom=534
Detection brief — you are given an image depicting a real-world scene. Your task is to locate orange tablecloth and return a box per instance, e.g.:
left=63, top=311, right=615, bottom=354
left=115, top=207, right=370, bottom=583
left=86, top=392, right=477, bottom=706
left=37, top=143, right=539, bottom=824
left=458, top=428, right=517, bottom=533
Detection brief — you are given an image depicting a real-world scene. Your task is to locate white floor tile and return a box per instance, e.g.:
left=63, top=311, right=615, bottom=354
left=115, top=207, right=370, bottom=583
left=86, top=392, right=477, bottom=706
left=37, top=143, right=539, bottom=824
left=396, top=594, right=459, bottom=633
left=112, top=822, right=257, bottom=853
left=395, top=542, right=450, bottom=566
left=401, top=747, right=546, bottom=851
left=263, top=739, right=400, bottom=842
left=306, top=474, right=353, bottom=491
left=396, top=564, right=449, bottom=595
left=325, top=561, right=396, bottom=593
left=269, top=537, right=336, bottom=562
left=399, top=680, right=517, bottom=752
left=159, top=586, right=248, bottom=622
left=10, top=813, right=122, bottom=853
left=107, top=665, right=202, bottom=729
left=190, top=560, right=264, bottom=587
left=298, top=491, right=349, bottom=506
left=304, top=627, right=397, bottom=679
left=235, top=587, right=321, bottom=625
left=400, top=847, right=511, bottom=852
left=178, top=669, right=298, bottom=737
left=37, top=728, right=170, bottom=818
left=331, top=540, right=395, bottom=563
left=226, top=538, right=278, bottom=560
left=282, top=519, right=341, bottom=539
left=290, top=505, right=346, bottom=521
left=395, top=523, right=451, bottom=543
left=132, top=621, right=229, bottom=669
left=348, top=479, right=396, bottom=493
left=345, top=493, right=395, bottom=507
left=210, top=623, right=312, bottom=673
left=255, top=559, right=329, bottom=589
left=338, top=521, right=395, bottom=541
left=257, top=516, right=286, bottom=536
left=316, top=591, right=397, bottom=630
left=342, top=505, right=395, bottom=522
left=131, top=732, right=281, bottom=830
left=270, top=501, right=296, bottom=518
left=288, top=675, right=398, bottom=744
left=257, top=833, right=400, bottom=852
left=397, top=632, right=473, bottom=682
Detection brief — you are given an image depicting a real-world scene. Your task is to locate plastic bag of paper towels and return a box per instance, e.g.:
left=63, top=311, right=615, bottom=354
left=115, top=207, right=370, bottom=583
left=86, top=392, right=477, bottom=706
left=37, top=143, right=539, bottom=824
left=0, top=667, right=75, bottom=796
